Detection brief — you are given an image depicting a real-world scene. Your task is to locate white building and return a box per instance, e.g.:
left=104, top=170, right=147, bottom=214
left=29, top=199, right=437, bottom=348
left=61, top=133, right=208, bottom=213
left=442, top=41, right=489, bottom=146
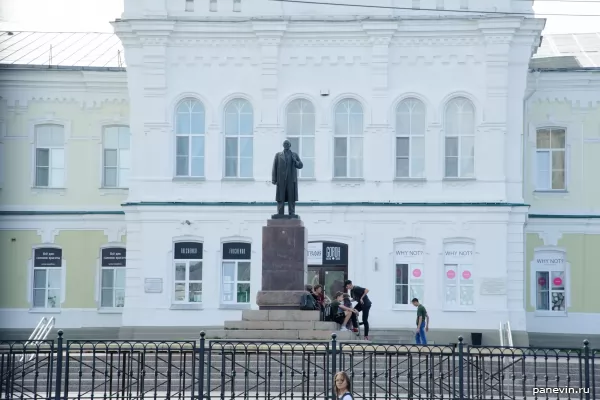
left=108, top=0, right=543, bottom=343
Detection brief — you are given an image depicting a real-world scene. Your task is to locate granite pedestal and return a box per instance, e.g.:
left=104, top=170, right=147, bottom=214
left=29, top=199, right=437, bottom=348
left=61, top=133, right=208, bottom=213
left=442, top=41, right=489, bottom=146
left=256, top=218, right=307, bottom=310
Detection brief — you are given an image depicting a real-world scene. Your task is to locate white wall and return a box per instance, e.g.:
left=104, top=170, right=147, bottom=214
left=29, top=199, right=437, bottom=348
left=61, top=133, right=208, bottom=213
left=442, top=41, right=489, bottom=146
left=122, top=205, right=527, bottom=331
left=115, top=16, right=544, bottom=206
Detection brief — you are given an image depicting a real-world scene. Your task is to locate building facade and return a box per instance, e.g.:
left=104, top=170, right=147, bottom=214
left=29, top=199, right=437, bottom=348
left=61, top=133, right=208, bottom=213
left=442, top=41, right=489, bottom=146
left=7, top=1, right=598, bottom=344
left=523, top=66, right=600, bottom=339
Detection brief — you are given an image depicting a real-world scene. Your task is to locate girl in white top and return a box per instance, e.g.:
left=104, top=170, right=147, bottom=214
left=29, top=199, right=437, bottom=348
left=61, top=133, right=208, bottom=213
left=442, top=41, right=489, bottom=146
left=334, top=371, right=354, bottom=400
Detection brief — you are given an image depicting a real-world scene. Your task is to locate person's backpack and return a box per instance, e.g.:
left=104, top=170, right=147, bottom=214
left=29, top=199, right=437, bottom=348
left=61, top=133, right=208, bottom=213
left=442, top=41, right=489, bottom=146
left=300, top=293, right=317, bottom=310
left=323, top=304, right=332, bottom=320
left=340, top=392, right=354, bottom=400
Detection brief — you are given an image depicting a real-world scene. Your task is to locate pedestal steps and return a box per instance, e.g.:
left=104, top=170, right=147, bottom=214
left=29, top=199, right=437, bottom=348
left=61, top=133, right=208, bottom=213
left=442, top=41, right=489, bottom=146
left=207, top=310, right=357, bottom=341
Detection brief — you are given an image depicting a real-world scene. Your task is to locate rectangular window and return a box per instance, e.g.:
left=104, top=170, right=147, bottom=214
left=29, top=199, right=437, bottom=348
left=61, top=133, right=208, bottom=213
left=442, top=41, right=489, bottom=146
left=100, top=247, right=126, bottom=308
left=395, top=263, right=424, bottom=305
left=32, top=247, right=63, bottom=309
left=535, top=270, right=566, bottom=312
left=173, top=242, right=203, bottom=304
left=103, top=126, right=131, bottom=188
left=334, top=137, right=363, bottom=178
left=221, top=242, right=251, bottom=304
left=535, top=128, right=566, bottom=190
left=35, top=124, right=65, bottom=188
left=444, top=264, right=474, bottom=307
left=225, top=137, right=253, bottom=178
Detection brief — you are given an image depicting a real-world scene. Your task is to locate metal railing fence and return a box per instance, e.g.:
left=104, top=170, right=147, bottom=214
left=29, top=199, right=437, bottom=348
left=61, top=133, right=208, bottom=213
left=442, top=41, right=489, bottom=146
left=0, top=331, right=596, bottom=400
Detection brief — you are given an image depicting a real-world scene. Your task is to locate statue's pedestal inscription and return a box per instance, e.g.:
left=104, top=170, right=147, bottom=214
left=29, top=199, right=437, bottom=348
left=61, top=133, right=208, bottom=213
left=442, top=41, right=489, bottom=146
left=256, top=218, right=307, bottom=310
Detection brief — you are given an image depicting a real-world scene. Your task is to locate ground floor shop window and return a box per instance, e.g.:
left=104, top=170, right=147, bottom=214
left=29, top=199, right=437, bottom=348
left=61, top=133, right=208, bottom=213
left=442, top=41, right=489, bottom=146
left=32, top=247, right=63, bottom=309
left=221, top=242, right=251, bottom=304
left=173, top=241, right=203, bottom=304
left=443, top=240, right=475, bottom=308
left=100, top=247, right=126, bottom=308
left=532, top=249, right=568, bottom=313
left=393, top=240, right=426, bottom=305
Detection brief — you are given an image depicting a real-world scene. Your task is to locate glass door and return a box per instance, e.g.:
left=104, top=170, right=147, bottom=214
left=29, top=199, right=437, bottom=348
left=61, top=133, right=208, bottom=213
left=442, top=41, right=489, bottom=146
left=307, top=266, right=347, bottom=304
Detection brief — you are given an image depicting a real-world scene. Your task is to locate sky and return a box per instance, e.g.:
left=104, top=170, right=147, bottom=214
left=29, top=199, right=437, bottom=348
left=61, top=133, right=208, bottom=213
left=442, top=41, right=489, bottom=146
left=0, top=0, right=599, bottom=34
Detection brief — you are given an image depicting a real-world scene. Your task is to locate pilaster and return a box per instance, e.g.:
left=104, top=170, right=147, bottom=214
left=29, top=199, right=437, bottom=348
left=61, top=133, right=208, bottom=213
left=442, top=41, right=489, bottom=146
left=253, top=21, right=287, bottom=125
left=363, top=22, right=397, bottom=125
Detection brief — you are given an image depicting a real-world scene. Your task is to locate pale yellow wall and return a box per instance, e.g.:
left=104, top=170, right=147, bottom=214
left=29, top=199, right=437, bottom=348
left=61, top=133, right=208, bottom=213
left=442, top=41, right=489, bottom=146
left=0, top=100, right=130, bottom=207
left=0, top=231, right=41, bottom=308
left=525, top=100, right=600, bottom=212
left=526, top=232, right=600, bottom=313
left=56, top=230, right=110, bottom=309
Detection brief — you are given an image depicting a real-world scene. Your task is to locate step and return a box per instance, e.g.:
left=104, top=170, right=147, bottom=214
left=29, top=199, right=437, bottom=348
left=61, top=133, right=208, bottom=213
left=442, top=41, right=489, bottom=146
left=211, top=329, right=356, bottom=341
left=242, top=310, right=320, bottom=322
left=224, top=320, right=337, bottom=330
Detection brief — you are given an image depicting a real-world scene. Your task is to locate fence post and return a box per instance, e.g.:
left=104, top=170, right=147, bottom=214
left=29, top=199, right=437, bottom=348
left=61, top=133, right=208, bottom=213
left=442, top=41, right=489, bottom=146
left=583, top=339, right=590, bottom=400
left=54, top=330, right=64, bottom=400
left=198, top=331, right=206, bottom=400
left=458, top=336, right=464, bottom=400
left=331, top=333, right=337, bottom=400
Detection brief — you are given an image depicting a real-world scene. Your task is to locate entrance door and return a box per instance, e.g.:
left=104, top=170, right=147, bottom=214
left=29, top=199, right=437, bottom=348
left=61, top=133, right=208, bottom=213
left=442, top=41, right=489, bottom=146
left=308, top=266, right=347, bottom=303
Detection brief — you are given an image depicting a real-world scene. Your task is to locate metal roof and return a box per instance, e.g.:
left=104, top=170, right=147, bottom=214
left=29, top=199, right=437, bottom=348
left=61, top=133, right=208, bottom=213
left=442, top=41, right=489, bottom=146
left=1, top=30, right=599, bottom=71
left=531, top=32, right=600, bottom=70
left=0, top=31, right=125, bottom=68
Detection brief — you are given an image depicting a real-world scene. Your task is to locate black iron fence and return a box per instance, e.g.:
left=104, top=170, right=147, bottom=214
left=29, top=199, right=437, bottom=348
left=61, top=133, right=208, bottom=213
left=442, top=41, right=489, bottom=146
left=1, top=331, right=597, bottom=400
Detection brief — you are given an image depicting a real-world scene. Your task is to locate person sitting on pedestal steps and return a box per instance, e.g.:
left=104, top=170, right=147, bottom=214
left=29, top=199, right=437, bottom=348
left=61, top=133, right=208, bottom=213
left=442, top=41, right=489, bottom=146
left=330, top=291, right=359, bottom=332
left=342, top=293, right=359, bottom=333
left=345, top=280, right=372, bottom=341
left=271, top=139, right=303, bottom=218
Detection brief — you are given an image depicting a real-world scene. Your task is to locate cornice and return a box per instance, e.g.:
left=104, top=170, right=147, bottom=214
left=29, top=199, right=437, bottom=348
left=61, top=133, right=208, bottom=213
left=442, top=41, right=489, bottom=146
left=0, top=70, right=128, bottom=108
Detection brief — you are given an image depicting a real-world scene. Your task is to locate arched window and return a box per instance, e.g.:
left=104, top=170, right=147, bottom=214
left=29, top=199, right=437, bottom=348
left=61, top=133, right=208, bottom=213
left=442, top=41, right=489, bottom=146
left=175, top=99, right=206, bottom=177
left=396, top=98, right=426, bottom=178
left=444, top=97, right=475, bottom=178
left=334, top=99, right=363, bottom=178
left=286, top=99, right=315, bottom=178
left=224, top=99, right=253, bottom=178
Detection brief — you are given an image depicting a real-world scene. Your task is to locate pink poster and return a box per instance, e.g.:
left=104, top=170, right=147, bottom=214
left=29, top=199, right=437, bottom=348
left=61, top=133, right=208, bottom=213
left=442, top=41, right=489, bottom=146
left=538, top=277, right=547, bottom=286
left=446, top=270, right=456, bottom=279
left=462, top=270, right=471, bottom=280
left=553, top=277, right=563, bottom=286
left=413, top=268, right=422, bottom=278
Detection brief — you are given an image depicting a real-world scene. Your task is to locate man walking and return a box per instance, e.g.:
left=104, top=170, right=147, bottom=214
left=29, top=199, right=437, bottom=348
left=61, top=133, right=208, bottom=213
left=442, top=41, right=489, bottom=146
left=344, top=280, right=372, bottom=341
left=412, top=298, right=429, bottom=345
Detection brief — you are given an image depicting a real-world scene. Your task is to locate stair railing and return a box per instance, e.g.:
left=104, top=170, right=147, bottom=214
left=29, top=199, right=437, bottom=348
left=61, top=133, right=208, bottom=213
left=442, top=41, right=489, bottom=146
left=19, top=316, right=55, bottom=362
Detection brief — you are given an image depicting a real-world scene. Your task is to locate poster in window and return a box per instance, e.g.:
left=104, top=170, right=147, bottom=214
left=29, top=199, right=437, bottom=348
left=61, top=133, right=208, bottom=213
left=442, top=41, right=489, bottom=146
left=101, top=247, right=126, bottom=267
left=34, top=248, right=62, bottom=267
left=174, top=242, right=203, bottom=260
left=222, top=242, right=251, bottom=260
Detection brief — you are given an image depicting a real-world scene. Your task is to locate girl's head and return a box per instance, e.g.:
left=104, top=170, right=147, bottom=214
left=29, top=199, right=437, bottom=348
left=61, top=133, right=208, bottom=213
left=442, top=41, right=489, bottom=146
left=335, top=291, right=344, bottom=301
left=334, top=371, right=351, bottom=394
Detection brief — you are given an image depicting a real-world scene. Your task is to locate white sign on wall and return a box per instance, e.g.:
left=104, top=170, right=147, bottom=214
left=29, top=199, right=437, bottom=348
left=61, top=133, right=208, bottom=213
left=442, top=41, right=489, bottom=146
left=307, top=242, right=323, bottom=265
left=394, top=243, right=425, bottom=263
left=443, top=243, right=474, bottom=263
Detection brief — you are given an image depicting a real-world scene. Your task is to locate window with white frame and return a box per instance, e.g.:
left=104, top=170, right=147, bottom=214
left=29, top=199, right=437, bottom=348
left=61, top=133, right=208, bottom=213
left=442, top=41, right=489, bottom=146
left=32, top=247, right=63, bottom=308
left=221, top=242, right=251, bottom=304
left=173, top=242, right=203, bottom=303
left=175, top=99, right=206, bottom=178
left=224, top=99, right=253, bottom=178
left=396, top=98, right=426, bottom=178
left=394, top=242, right=425, bottom=305
left=334, top=99, right=363, bottom=178
left=286, top=99, right=315, bottom=178
left=444, top=98, right=475, bottom=178
left=443, top=242, right=475, bottom=307
left=35, top=124, right=65, bottom=187
left=535, top=127, right=566, bottom=190
left=100, top=247, right=126, bottom=308
left=103, top=126, right=131, bottom=188
left=532, top=250, right=567, bottom=312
